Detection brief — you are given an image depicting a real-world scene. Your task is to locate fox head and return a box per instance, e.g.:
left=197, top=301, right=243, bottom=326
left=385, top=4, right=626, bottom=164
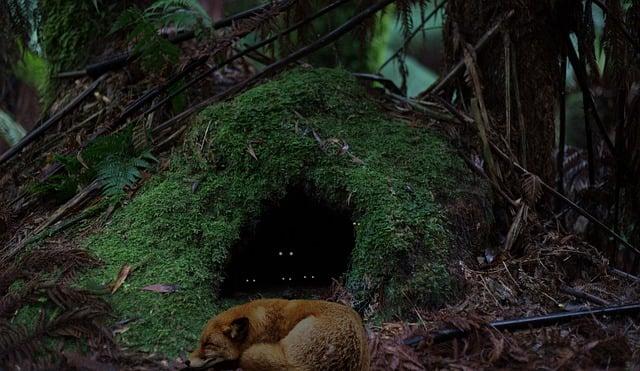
left=186, top=316, right=249, bottom=369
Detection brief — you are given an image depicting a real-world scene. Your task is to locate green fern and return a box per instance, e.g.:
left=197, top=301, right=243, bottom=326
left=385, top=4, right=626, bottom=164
left=31, top=129, right=157, bottom=202
left=96, top=150, right=157, bottom=197
left=111, top=0, right=213, bottom=72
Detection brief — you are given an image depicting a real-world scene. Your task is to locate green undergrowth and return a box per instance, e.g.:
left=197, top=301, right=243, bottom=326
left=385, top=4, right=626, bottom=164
left=82, top=67, right=477, bottom=356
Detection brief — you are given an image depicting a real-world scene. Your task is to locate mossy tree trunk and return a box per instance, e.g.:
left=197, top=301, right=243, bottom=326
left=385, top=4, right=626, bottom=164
left=443, top=0, right=562, bottom=185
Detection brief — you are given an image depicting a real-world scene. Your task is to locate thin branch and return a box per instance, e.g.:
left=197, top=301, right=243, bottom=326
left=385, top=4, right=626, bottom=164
left=56, top=0, right=297, bottom=78
left=153, top=0, right=398, bottom=133
left=0, top=75, right=108, bottom=167
left=560, top=285, right=610, bottom=306
left=404, top=303, right=640, bottom=347
left=144, top=0, right=352, bottom=117
left=420, top=10, right=515, bottom=96
left=377, top=0, right=446, bottom=72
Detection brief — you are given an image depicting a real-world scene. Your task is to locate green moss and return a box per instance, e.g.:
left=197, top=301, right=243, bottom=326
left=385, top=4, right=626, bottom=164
left=83, top=67, right=477, bottom=356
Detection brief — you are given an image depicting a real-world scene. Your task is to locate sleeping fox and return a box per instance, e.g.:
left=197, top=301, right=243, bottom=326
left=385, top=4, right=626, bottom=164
left=186, top=298, right=369, bottom=370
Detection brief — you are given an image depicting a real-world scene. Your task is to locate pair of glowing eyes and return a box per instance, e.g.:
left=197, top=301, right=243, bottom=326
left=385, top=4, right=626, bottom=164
left=278, top=251, right=294, bottom=256
left=244, top=275, right=316, bottom=282
left=280, top=275, right=315, bottom=281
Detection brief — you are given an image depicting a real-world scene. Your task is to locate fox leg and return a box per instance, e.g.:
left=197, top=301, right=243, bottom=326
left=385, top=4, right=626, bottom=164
left=238, top=342, right=298, bottom=371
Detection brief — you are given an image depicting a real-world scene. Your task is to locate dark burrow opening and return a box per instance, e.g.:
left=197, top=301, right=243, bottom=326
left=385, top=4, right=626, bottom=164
left=221, top=188, right=355, bottom=299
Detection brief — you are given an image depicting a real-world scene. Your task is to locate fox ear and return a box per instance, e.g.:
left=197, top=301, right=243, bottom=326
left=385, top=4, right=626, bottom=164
left=224, top=317, right=249, bottom=341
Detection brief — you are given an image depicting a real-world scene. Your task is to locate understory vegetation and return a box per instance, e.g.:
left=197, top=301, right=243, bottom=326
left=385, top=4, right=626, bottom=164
left=81, top=67, right=480, bottom=355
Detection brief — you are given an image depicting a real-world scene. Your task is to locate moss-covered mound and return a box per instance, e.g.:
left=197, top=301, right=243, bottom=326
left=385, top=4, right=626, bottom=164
left=84, top=67, right=480, bottom=356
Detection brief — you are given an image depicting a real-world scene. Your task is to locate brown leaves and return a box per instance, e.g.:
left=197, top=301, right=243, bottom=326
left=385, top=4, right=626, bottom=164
left=141, top=284, right=179, bottom=294
left=0, top=247, right=113, bottom=367
left=110, top=264, right=132, bottom=294
left=369, top=330, right=425, bottom=371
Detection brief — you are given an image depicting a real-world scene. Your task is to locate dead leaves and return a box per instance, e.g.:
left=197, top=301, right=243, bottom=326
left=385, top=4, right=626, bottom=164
left=110, top=264, right=132, bottom=294
left=521, top=172, right=542, bottom=205
left=141, top=284, right=179, bottom=294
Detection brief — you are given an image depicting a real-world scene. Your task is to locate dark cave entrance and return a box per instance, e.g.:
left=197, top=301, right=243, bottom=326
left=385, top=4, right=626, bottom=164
left=221, top=188, right=355, bottom=299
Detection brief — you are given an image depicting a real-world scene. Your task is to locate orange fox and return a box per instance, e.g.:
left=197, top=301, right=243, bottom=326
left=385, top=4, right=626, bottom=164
left=186, top=298, right=369, bottom=370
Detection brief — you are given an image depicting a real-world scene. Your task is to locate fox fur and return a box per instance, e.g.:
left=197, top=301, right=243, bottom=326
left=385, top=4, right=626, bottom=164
left=187, top=298, right=369, bottom=371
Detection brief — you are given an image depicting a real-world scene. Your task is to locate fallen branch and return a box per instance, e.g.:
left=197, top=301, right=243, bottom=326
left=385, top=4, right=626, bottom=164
left=56, top=0, right=296, bottom=79
left=404, top=303, right=640, bottom=346
left=560, top=285, right=610, bottom=306
left=153, top=0, right=398, bottom=133
left=0, top=75, right=108, bottom=167
left=143, top=0, right=352, bottom=117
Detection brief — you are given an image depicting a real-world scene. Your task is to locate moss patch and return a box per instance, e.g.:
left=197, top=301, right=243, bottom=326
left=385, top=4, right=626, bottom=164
left=83, top=67, right=479, bottom=356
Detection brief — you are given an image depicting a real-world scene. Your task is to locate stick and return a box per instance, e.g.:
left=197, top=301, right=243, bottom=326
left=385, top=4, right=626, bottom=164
left=377, top=0, right=446, bottom=72
left=57, top=0, right=297, bottom=78
left=0, top=75, right=107, bottom=167
left=403, top=303, right=640, bottom=346
left=560, top=285, right=610, bottom=306
left=420, top=10, right=515, bottom=96
left=153, top=0, right=398, bottom=133
left=144, top=0, right=351, bottom=117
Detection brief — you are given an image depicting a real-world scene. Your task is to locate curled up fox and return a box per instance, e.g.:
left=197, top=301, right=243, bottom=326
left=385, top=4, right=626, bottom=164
left=186, top=298, right=369, bottom=370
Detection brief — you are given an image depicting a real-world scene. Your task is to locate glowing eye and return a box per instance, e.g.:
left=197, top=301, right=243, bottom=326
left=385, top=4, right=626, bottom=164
left=281, top=277, right=285, bottom=281
left=245, top=279, right=249, bottom=282
left=353, top=222, right=356, bottom=225
left=252, top=279, right=256, bottom=282
left=311, top=275, right=315, bottom=279
left=303, top=275, right=307, bottom=279
left=278, top=251, right=283, bottom=256
left=289, top=251, right=293, bottom=256
left=288, top=277, right=292, bottom=281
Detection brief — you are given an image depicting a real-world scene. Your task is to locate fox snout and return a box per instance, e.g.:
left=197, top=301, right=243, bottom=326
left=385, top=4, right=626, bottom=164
left=185, top=350, right=215, bottom=369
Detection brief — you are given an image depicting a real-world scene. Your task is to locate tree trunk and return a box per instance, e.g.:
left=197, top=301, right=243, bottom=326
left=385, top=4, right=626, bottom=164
left=444, top=0, right=562, bottom=185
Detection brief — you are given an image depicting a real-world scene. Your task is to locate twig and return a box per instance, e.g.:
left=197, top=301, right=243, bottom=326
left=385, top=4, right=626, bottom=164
left=377, top=0, right=446, bottom=72
left=404, top=303, right=640, bottom=346
left=90, top=55, right=209, bottom=140
left=609, top=267, right=640, bottom=284
left=0, top=75, right=108, bottom=167
left=144, top=0, right=351, bottom=117
left=463, top=45, right=500, bottom=185
left=153, top=0, right=398, bottom=133
left=421, top=10, right=515, bottom=96
left=560, top=285, right=610, bottom=306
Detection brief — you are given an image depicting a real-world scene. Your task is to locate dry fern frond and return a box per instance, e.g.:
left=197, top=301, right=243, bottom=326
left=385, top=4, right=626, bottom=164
left=522, top=172, right=542, bottom=205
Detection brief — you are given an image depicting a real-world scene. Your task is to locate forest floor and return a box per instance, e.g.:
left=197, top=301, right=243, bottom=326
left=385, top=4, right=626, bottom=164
left=1, top=36, right=639, bottom=371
